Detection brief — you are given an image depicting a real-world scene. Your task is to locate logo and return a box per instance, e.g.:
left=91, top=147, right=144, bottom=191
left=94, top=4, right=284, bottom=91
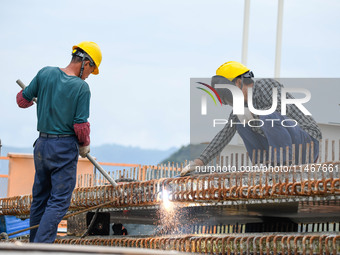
left=196, top=82, right=311, bottom=116
left=196, top=81, right=312, bottom=128
left=196, top=82, right=222, bottom=115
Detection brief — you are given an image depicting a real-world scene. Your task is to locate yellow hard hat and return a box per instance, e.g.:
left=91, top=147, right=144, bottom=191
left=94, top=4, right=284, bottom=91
left=72, top=41, right=102, bottom=75
left=216, top=61, right=250, bottom=81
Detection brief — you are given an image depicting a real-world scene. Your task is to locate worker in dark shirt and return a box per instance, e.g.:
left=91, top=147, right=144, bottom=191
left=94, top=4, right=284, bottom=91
left=181, top=61, right=321, bottom=176
left=16, top=41, right=102, bottom=242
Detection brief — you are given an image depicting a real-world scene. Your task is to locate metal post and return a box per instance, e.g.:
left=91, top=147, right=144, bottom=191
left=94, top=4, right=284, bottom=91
left=242, top=0, right=250, bottom=65
left=274, top=0, right=284, bottom=78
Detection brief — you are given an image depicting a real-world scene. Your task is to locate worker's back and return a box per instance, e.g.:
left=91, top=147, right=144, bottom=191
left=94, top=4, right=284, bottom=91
left=22, top=66, right=90, bottom=135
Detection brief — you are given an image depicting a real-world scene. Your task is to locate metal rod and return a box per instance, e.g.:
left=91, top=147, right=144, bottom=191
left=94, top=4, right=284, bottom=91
left=86, top=154, right=118, bottom=189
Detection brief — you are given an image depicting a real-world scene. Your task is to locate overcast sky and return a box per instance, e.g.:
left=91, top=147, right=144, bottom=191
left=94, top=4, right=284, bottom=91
left=1, top=0, right=339, bottom=150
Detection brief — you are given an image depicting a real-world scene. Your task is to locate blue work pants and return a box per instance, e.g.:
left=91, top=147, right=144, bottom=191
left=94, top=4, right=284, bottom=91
left=29, top=136, right=78, bottom=243
left=236, top=112, right=319, bottom=165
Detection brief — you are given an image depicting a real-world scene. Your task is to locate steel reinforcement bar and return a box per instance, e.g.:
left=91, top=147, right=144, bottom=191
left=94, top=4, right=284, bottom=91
left=0, top=162, right=339, bottom=216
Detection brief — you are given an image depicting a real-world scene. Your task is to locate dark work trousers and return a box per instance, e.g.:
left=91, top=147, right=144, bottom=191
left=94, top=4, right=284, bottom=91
left=29, top=136, right=79, bottom=243
left=236, top=111, right=319, bottom=165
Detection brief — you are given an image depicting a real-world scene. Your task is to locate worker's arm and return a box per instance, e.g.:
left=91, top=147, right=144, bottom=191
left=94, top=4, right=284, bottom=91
left=198, top=112, right=237, bottom=165
left=16, top=90, right=34, bottom=108
left=16, top=71, right=40, bottom=108
left=74, top=82, right=91, bottom=157
left=180, top=113, right=237, bottom=176
left=75, top=122, right=90, bottom=158
left=74, top=122, right=90, bottom=146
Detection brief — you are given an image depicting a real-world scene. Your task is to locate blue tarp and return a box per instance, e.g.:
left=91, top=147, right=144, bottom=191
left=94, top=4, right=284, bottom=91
left=0, top=215, right=30, bottom=238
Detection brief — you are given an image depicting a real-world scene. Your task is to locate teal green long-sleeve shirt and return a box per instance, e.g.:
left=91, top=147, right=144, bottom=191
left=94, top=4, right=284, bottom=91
left=23, top=66, right=90, bottom=135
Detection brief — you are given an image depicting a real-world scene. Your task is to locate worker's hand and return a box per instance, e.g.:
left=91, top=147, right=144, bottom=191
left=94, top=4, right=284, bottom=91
left=79, top=145, right=90, bottom=158
left=180, top=159, right=204, bottom=176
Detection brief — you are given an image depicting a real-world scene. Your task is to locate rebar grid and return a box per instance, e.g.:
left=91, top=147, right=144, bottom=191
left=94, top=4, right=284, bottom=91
left=52, top=234, right=340, bottom=254
left=0, top=161, right=339, bottom=216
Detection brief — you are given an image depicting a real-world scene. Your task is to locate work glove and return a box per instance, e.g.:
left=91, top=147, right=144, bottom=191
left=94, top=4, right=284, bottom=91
left=180, top=159, right=204, bottom=177
left=79, top=145, right=90, bottom=158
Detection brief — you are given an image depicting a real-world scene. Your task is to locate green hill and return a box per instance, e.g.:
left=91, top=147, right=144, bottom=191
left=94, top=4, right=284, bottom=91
left=160, top=144, right=207, bottom=164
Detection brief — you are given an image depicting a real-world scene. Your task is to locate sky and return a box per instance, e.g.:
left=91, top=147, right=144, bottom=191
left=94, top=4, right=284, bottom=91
left=0, top=0, right=339, bottom=150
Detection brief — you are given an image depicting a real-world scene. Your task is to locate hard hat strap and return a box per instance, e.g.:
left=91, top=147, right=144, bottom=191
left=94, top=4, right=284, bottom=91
left=78, top=51, right=87, bottom=78
left=79, top=59, right=85, bottom=79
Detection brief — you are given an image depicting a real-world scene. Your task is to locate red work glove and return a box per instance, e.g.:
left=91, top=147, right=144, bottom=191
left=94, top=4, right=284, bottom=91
left=16, top=90, right=33, bottom=108
left=74, top=122, right=90, bottom=146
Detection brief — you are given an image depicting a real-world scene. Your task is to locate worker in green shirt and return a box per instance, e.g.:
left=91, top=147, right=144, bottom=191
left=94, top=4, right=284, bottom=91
left=16, top=41, right=102, bottom=243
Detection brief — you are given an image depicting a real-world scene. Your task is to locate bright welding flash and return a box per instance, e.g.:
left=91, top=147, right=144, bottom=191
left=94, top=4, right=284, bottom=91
left=162, top=189, right=173, bottom=211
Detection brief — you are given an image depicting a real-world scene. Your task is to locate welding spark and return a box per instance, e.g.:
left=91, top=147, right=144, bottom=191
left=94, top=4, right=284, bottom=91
left=161, top=189, right=173, bottom=211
